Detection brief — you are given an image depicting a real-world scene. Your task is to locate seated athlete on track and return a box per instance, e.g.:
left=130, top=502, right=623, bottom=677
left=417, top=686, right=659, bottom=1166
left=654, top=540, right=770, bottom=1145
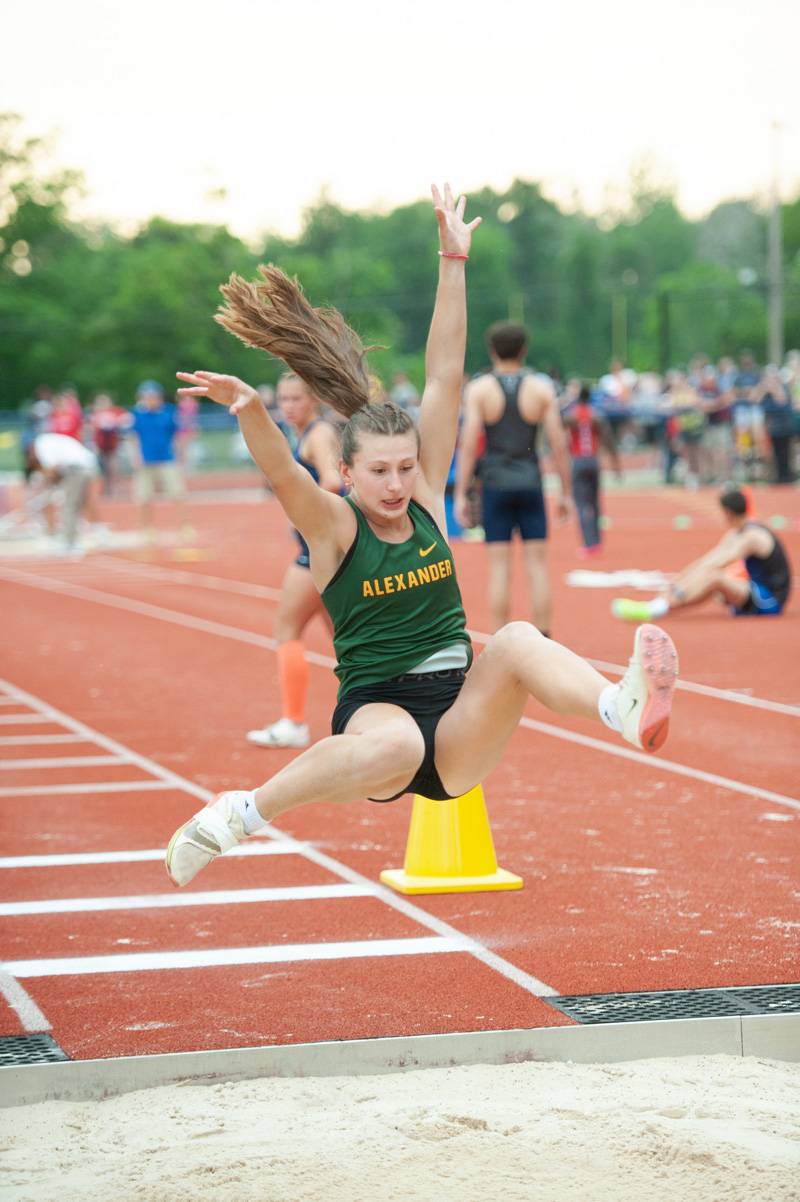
left=612, top=487, right=792, bottom=622
left=166, top=184, right=679, bottom=888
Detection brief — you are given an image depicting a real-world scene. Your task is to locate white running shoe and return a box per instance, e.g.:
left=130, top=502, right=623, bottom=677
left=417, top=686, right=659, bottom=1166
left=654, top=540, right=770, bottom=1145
left=246, top=718, right=310, bottom=748
left=165, top=791, right=249, bottom=887
left=617, top=624, right=678, bottom=753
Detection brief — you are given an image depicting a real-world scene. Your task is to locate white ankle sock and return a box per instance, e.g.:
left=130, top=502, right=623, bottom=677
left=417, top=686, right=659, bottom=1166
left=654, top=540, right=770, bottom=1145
left=230, top=789, right=266, bottom=834
left=648, top=596, right=669, bottom=618
left=598, top=684, right=623, bottom=732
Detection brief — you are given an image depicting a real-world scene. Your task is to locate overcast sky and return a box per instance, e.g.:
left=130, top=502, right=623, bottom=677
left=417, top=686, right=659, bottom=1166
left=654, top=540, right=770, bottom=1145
left=5, top=0, right=799, bottom=240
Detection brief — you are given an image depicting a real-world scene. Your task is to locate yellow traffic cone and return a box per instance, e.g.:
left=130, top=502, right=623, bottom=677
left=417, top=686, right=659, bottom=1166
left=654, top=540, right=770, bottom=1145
left=380, top=784, right=523, bottom=895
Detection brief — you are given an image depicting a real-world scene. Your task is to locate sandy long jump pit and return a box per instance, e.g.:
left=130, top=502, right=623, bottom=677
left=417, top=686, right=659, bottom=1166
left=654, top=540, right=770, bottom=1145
left=3, top=1053, right=799, bottom=1201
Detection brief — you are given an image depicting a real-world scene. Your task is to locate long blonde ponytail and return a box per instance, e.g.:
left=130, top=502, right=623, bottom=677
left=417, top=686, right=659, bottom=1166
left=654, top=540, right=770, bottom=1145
left=216, top=266, right=373, bottom=418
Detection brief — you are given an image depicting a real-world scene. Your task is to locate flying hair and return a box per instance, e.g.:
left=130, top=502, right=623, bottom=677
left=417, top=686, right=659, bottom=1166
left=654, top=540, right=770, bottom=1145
left=216, top=266, right=376, bottom=418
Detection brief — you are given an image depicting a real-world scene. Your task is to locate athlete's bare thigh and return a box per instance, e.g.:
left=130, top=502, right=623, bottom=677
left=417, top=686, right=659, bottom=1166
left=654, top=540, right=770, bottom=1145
left=434, top=630, right=528, bottom=797
left=343, top=702, right=425, bottom=801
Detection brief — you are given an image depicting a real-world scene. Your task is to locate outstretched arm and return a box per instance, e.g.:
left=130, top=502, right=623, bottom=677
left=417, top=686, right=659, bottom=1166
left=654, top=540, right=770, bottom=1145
left=417, top=184, right=481, bottom=494
left=176, top=371, right=345, bottom=544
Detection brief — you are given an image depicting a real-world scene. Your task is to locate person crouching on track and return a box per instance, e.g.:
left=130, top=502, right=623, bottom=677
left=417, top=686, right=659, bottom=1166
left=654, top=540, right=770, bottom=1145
left=612, top=487, right=791, bottom=621
left=27, top=432, right=100, bottom=555
left=166, top=184, right=679, bottom=889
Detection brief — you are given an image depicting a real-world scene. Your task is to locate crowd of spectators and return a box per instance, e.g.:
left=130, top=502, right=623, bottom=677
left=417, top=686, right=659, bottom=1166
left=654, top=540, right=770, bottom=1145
left=16, top=349, right=800, bottom=497
left=561, top=349, right=800, bottom=487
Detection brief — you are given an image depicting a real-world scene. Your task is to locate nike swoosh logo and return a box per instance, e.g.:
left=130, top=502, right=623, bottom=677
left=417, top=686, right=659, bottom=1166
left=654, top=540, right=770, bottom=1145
left=419, top=543, right=437, bottom=557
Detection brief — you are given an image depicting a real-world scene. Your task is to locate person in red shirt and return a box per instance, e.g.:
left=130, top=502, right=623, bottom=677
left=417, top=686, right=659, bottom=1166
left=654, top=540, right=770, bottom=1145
left=89, top=393, right=128, bottom=496
left=563, top=385, right=621, bottom=555
left=49, top=388, right=83, bottom=440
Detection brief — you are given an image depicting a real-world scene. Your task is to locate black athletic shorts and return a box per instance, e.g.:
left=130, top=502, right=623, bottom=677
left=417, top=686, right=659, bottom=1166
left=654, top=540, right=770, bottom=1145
left=331, top=669, right=466, bottom=802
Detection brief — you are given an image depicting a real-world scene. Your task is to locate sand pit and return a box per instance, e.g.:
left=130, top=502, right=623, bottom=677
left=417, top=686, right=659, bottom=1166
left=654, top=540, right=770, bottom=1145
left=3, top=1054, right=798, bottom=1201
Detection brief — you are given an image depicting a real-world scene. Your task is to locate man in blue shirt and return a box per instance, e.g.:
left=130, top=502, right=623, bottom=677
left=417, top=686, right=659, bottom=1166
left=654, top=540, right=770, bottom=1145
left=127, top=381, right=192, bottom=543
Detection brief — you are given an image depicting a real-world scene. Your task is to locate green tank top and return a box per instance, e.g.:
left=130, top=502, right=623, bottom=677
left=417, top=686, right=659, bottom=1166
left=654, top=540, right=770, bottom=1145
left=322, top=497, right=472, bottom=698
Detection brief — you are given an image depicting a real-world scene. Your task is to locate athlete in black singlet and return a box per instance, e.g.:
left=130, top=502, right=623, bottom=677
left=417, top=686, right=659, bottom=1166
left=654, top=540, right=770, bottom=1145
left=454, top=322, right=573, bottom=635
left=612, top=488, right=792, bottom=622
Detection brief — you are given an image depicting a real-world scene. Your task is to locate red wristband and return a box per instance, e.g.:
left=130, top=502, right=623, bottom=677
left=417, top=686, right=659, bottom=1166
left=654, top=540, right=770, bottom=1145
left=438, top=251, right=469, bottom=261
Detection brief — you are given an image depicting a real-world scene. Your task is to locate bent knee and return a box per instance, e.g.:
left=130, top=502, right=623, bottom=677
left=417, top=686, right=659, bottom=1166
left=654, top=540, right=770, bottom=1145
left=495, top=620, right=546, bottom=649
left=363, top=724, right=424, bottom=777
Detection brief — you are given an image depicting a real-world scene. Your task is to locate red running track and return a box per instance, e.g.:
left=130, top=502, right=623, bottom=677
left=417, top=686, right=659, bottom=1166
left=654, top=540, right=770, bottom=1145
left=0, top=483, right=798, bottom=1059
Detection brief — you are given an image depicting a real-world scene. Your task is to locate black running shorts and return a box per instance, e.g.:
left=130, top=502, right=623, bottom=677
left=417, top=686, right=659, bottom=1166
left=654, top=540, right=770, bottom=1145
left=331, top=669, right=466, bottom=801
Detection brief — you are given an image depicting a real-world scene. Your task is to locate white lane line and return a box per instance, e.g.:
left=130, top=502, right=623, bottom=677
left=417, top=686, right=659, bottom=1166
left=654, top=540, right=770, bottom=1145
left=585, top=657, right=800, bottom=718
left=0, top=734, right=91, bottom=747
left=0, top=680, right=558, bottom=998
left=518, top=716, right=800, bottom=813
left=95, top=554, right=283, bottom=602
left=0, top=566, right=308, bottom=663
left=0, top=714, right=53, bottom=726
left=0, top=883, right=376, bottom=916
left=94, top=555, right=800, bottom=718
left=6, top=936, right=466, bottom=978
left=0, top=843, right=297, bottom=869
left=0, top=755, right=127, bottom=771
left=0, top=679, right=210, bottom=804
left=2, top=571, right=796, bottom=816
left=0, top=970, right=51, bottom=1032
left=0, top=697, right=24, bottom=705
left=0, top=780, right=177, bottom=798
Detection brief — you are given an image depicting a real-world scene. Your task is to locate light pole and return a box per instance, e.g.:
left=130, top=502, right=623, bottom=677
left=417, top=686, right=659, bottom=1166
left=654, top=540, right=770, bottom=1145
left=767, top=120, right=784, bottom=365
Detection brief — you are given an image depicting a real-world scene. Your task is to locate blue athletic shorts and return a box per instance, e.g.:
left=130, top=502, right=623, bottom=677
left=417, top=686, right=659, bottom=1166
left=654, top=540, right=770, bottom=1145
left=731, top=579, right=784, bottom=616
left=294, top=529, right=311, bottom=569
left=481, top=486, right=547, bottom=543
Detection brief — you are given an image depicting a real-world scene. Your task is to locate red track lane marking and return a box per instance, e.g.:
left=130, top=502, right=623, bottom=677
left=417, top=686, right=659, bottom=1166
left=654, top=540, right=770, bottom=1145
left=92, top=554, right=800, bottom=718
left=6, top=936, right=467, bottom=978
left=3, top=569, right=797, bottom=813
left=0, top=680, right=559, bottom=998
left=0, top=970, right=50, bottom=1032
left=7, top=557, right=796, bottom=717
left=93, top=554, right=283, bottom=602
left=1, top=883, right=376, bottom=915
left=518, top=716, right=800, bottom=813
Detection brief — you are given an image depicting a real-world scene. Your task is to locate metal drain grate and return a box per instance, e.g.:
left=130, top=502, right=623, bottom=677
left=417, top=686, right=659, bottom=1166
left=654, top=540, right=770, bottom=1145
left=0, top=1033, right=70, bottom=1067
left=546, top=984, right=800, bottom=1024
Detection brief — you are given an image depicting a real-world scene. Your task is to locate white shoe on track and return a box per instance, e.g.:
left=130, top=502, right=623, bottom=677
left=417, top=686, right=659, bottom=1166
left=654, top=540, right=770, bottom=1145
left=617, top=624, right=678, bottom=753
left=165, top=791, right=249, bottom=887
left=246, top=718, right=310, bottom=748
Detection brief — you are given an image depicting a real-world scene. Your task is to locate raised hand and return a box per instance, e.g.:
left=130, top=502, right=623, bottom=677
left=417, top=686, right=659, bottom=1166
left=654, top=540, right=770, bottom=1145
left=431, top=182, right=482, bottom=258
left=176, top=371, right=258, bottom=416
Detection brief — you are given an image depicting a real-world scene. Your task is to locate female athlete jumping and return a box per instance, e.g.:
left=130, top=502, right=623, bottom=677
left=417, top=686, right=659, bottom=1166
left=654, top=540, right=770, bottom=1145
left=167, top=184, right=678, bottom=887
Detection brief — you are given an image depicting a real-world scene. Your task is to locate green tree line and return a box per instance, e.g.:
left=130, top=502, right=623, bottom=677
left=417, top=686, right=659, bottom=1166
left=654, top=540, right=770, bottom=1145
left=1, top=112, right=799, bottom=409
